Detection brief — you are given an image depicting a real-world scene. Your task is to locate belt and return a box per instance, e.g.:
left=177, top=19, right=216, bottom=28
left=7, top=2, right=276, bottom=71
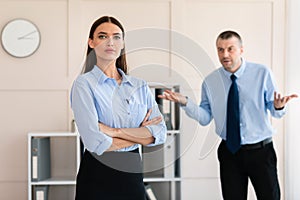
left=241, top=138, right=272, bottom=150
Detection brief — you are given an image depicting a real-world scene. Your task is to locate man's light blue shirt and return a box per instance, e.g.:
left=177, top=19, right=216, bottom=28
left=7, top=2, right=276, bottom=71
left=183, top=59, right=286, bottom=145
left=71, top=66, right=167, bottom=155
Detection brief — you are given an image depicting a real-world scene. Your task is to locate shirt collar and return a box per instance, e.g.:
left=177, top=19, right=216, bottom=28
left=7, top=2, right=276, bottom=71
left=117, top=68, right=135, bottom=86
left=90, top=65, right=134, bottom=86
left=222, top=57, right=246, bottom=79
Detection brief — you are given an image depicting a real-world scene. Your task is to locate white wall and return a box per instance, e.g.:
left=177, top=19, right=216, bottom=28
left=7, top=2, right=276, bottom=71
left=0, top=1, right=69, bottom=199
left=174, top=1, right=286, bottom=199
left=286, top=0, right=300, bottom=199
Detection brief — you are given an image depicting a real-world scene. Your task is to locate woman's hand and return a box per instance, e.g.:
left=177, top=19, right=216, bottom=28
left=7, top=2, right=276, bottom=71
left=140, top=109, right=162, bottom=127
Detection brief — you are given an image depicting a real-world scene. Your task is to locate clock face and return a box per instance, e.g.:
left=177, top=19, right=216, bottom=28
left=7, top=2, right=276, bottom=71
left=1, top=19, right=41, bottom=58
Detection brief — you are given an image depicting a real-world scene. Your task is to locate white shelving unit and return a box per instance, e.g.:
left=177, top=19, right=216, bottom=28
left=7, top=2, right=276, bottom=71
left=142, top=129, right=181, bottom=200
left=28, top=132, right=80, bottom=200
left=28, top=130, right=181, bottom=200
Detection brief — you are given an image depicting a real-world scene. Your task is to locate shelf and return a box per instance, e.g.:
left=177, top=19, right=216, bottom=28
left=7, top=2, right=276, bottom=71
left=31, top=177, right=76, bottom=185
left=32, top=177, right=181, bottom=185
left=144, top=177, right=181, bottom=182
left=29, top=132, right=78, bottom=137
left=167, top=130, right=180, bottom=134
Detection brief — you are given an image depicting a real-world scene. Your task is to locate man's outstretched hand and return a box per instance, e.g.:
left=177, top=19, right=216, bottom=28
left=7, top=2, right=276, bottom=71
left=158, top=89, right=188, bottom=106
left=274, top=92, right=298, bottom=109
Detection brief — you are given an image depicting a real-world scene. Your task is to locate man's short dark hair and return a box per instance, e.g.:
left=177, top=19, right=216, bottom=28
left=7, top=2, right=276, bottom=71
left=217, top=30, right=243, bottom=46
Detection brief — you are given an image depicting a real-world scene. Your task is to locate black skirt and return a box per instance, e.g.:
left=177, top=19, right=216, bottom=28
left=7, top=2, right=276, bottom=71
left=75, top=149, right=146, bottom=200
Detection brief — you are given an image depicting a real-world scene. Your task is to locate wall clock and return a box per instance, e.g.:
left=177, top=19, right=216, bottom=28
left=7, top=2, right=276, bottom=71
left=1, top=19, right=41, bottom=58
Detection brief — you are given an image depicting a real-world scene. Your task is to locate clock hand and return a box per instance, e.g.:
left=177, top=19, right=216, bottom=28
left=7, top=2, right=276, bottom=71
left=18, top=30, right=37, bottom=40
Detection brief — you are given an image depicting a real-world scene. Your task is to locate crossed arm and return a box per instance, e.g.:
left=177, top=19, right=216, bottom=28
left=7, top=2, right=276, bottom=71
left=100, top=109, right=162, bottom=151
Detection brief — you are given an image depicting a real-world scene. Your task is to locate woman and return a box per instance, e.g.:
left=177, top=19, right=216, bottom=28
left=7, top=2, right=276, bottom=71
left=70, top=16, right=167, bottom=200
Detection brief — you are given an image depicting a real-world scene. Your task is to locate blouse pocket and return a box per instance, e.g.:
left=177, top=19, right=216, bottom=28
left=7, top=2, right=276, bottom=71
left=128, top=102, right=148, bottom=126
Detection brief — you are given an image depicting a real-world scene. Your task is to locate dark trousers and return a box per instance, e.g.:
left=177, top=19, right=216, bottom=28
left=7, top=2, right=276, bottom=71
left=75, top=149, right=146, bottom=200
left=217, top=140, right=280, bottom=200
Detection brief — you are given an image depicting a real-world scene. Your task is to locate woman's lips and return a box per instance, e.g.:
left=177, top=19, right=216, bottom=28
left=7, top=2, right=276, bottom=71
left=105, top=49, right=115, bottom=53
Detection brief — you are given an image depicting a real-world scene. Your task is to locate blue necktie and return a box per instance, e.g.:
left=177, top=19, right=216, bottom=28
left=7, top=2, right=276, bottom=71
left=226, top=74, right=241, bottom=154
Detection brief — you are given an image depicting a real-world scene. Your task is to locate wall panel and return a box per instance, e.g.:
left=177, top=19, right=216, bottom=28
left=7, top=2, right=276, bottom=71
left=0, top=90, right=69, bottom=199
left=0, top=1, right=68, bottom=90
left=175, top=0, right=285, bottom=199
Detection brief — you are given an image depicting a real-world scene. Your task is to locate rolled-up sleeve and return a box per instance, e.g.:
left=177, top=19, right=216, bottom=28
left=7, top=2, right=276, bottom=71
left=145, top=104, right=167, bottom=146
left=70, top=76, right=112, bottom=155
left=143, top=85, right=167, bottom=146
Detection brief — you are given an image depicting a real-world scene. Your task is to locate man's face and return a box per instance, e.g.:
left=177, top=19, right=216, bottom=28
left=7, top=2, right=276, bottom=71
left=216, top=37, right=243, bottom=73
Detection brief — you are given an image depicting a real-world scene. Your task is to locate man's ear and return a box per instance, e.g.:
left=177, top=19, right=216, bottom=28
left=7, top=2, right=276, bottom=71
left=240, top=46, right=244, bottom=54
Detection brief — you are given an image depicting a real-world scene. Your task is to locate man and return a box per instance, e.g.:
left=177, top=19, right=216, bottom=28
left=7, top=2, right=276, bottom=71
left=159, top=30, right=298, bottom=200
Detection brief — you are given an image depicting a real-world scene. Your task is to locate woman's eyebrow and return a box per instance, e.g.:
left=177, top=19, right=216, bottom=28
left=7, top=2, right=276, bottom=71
left=96, top=32, right=122, bottom=35
left=97, top=31, right=108, bottom=35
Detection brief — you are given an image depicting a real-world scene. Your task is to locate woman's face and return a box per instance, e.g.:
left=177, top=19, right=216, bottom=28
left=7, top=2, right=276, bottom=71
left=88, top=22, right=124, bottom=63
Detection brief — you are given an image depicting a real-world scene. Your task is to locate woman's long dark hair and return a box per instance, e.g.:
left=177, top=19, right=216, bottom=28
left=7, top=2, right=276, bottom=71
left=82, top=16, right=128, bottom=74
